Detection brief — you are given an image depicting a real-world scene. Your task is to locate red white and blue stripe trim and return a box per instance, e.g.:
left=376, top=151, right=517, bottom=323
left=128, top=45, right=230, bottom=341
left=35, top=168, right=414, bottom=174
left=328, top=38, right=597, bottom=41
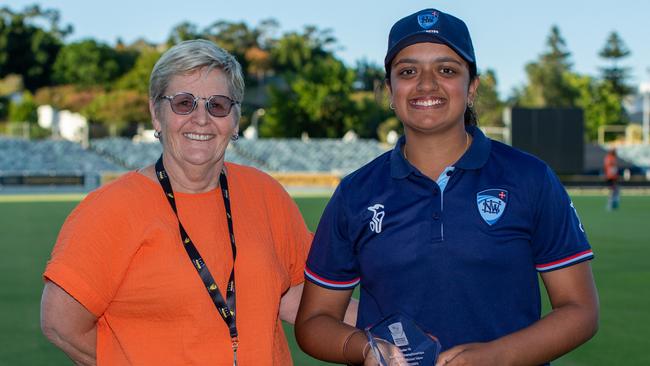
left=304, top=267, right=360, bottom=289
left=536, top=249, right=594, bottom=272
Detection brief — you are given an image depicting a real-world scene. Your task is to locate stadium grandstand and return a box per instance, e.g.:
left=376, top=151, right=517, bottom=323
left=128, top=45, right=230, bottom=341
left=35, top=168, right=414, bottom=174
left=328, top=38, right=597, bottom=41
left=90, top=137, right=387, bottom=174
left=0, top=136, right=391, bottom=192
left=91, top=137, right=388, bottom=174
left=617, top=144, right=650, bottom=172
left=0, top=136, right=124, bottom=191
left=2, top=133, right=650, bottom=192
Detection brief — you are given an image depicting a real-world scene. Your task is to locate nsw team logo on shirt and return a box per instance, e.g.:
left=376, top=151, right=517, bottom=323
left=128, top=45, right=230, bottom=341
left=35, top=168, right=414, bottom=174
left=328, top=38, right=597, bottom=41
left=367, top=203, right=385, bottom=234
left=476, top=189, right=508, bottom=226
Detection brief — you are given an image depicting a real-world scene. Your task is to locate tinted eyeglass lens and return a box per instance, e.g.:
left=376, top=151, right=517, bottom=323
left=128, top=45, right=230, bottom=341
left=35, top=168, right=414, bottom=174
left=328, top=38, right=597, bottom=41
left=171, top=93, right=196, bottom=114
left=207, top=95, right=231, bottom=117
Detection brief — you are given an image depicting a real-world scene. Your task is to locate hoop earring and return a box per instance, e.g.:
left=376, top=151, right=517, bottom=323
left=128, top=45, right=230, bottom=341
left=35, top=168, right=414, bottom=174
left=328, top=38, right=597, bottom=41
left=389, top=102, right=395, bottom=110
left=231, top=133, right=239, bottom=141
left=154, top=130, right=161, bottom=139
left=467, top=100, right=474, bottom=108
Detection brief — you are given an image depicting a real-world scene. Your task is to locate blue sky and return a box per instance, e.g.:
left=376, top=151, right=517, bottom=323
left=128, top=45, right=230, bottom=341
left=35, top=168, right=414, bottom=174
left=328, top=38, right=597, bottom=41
left=9, top=0, right=650, bottom=97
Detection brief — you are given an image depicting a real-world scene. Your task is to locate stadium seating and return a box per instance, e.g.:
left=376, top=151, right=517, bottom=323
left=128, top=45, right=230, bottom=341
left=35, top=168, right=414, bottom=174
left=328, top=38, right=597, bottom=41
left=1, top=136, right=390, bottom=178
left=91, top=138, right=269, bottom=170
left=616, top=144, right=650, bottom=171
left=231, top=138, right=388, bottom=174
left=90, top=137, right=389, bottom=175
left=4, top=135, right=650, bottom=192
left=5, top=135, right=650, bottom=178
left=0, top=137, right=123, bottom=175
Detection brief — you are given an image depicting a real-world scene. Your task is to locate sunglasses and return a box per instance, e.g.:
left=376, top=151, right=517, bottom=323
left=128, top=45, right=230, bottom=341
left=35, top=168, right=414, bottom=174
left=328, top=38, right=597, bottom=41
left=160, top=92, right=239, bottom=118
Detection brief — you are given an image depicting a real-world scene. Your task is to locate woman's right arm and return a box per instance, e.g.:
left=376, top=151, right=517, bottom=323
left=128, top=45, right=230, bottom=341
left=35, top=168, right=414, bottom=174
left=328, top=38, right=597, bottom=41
left=41, top=280, right=97, bottom=366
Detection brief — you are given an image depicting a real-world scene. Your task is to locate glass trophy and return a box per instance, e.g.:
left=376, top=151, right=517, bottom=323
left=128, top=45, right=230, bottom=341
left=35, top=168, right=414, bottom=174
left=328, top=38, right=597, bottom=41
left=365, top=312, right=441, bottom=366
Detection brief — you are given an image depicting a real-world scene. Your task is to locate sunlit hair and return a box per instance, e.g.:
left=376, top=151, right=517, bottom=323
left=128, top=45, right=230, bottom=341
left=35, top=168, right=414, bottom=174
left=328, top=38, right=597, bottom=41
left=149, top=39, right=244, bottom=120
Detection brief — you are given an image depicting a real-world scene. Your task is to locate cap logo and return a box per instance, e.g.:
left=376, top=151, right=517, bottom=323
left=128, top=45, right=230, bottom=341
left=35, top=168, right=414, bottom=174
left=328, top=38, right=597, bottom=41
left=417, top=11, right=439, bottom=29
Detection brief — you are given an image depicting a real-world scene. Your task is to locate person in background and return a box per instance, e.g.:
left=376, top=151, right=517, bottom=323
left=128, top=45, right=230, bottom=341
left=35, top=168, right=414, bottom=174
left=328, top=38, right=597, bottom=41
left=295, top=8, right=598, bottom=366
left=40, top=39, right=355, bottom=366
left=604, top=148, right=620, bottom=210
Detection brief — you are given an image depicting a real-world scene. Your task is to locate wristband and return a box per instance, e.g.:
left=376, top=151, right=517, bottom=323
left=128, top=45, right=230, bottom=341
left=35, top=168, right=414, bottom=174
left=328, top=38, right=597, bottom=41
left=362, top=341, right=372, bottom=359
left=342, top=329, right=363, bottom=364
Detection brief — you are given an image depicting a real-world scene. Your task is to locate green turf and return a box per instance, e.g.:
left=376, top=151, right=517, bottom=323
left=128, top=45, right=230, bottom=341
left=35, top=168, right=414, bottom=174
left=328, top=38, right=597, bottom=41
left=0, top=201, right=79, bottom=365
left=548, top=195, right=650, bottom=366
left=0, top=195, right=648, bottom=365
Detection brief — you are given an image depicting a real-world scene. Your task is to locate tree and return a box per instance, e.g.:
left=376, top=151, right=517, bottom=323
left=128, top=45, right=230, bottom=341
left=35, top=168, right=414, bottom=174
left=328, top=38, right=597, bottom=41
left=0, top=4, right=71, bottom=91
left=34, top=84, right=99, bottom=112
left=52, top=39, right=124, bottom=87
left=166, top=19, right=279, bottom=87
left=203, top=20, right=257, bottom=55
left=263, top=30, right=356, bottom=138
left=354, top=58, right=385, bottom=91
left=255, top=18, right=280, bottom=50
left=567, top=73, right=623, bottom=141
left=345, top=91, right=392, bottom=139
left=475, top=69, right=504, bottom=127
left=83, top=89, right=150, bottom=135
left=165, top=21, right=201, bottom=47
left=7, top=90, right=49, bottom=137
left=264, top=56, right=356, bottom=138
left=8, top=91, right=37, bottom=123
left=205, top=21, right=262, bottom=86
left=115, top=50, right=161, bottom=94
left=270, top=26, right=337, bottom=74
left=516, top=26, right=579, bottom=107
left=598, top=31, right=632, bottom=97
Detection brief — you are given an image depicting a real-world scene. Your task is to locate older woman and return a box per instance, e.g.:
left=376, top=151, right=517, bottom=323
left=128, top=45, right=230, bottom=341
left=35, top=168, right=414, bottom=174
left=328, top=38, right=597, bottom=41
left=41, top=39, right=332, bottom=365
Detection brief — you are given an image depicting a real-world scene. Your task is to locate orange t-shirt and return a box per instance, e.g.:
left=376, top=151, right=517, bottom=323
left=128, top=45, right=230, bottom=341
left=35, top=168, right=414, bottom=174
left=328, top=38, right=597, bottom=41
left=44, top=163, right=311, bottom=365
left=604, top=153, right=618, bottom=180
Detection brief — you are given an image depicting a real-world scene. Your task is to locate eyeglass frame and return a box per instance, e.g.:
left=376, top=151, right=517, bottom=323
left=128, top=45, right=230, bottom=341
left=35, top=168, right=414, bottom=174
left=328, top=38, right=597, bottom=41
left=159, top=92, right=240, bottom=118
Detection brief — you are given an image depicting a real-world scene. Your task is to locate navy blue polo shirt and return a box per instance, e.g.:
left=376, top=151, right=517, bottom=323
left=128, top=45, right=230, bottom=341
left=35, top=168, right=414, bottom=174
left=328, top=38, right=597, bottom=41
left=305, top=126, right=593, bottom=351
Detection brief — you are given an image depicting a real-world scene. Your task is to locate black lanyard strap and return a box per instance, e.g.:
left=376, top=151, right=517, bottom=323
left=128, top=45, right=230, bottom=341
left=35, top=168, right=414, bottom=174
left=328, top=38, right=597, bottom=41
left=155, top=156, right=239, bottom=361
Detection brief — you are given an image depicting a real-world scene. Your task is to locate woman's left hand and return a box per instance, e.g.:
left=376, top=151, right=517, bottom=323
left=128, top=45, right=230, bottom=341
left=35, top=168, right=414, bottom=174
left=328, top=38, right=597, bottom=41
left=435, top=342, right=502, bottom=366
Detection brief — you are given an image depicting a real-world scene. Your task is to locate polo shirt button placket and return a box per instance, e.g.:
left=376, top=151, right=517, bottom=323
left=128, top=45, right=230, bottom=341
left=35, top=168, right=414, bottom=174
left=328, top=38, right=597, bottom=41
left=431, top=186, right=443, bottom=241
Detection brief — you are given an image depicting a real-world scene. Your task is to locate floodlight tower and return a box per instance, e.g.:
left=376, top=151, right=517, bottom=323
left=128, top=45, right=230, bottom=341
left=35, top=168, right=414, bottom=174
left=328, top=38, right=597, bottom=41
left=250, top=108, right=265, bottom=140
left=640, top=81, right=650, bottom=145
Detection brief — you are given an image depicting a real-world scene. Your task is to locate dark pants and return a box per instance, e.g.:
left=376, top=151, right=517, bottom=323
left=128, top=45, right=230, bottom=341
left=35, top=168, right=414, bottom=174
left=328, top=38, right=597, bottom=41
left=606, top=178, right=619, bottom=210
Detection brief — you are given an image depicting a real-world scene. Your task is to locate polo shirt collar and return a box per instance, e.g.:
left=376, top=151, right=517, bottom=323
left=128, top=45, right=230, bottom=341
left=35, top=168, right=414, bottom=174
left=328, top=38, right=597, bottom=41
left=390, top=135, right=413, bottom=179
left=456, top=125, right=491, bottom=170
left=390, top=125, right=491, bottom=179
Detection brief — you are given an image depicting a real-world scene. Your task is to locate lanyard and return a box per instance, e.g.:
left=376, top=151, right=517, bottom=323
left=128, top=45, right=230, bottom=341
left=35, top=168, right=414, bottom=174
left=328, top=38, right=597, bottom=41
left=154, top=156, right=239, bottom=365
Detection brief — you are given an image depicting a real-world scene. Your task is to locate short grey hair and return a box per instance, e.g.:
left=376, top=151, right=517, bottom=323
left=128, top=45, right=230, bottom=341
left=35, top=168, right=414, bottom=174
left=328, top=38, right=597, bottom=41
left=149, top=39, right=245, bottom=119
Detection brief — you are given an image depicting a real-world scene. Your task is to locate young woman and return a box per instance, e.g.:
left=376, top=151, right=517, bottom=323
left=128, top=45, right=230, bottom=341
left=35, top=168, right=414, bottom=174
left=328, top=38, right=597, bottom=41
left=295, top=8, right=598, bottom=366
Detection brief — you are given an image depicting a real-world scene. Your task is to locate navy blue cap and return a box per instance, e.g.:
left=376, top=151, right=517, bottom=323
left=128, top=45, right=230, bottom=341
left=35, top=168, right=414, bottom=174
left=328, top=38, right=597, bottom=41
left=384, top=8, right=476, bottom=76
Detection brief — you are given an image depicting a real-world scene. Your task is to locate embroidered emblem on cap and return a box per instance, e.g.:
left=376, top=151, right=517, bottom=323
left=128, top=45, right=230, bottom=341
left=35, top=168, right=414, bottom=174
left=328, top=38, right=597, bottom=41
left=417, top=11, right=439, bottom=29
left=476, top=189, right=508, bottom=226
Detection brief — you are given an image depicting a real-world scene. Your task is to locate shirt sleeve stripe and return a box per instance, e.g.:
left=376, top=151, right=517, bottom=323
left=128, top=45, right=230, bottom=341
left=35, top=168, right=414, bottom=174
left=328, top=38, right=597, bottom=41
left=536, top=249, right=594, bottom=272
left=304, top=267, right=360, bottom=289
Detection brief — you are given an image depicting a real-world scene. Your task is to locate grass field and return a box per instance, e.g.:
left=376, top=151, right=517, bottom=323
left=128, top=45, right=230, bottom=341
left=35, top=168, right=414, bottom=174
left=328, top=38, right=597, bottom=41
left=0, top=193, right=648, bottom=365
